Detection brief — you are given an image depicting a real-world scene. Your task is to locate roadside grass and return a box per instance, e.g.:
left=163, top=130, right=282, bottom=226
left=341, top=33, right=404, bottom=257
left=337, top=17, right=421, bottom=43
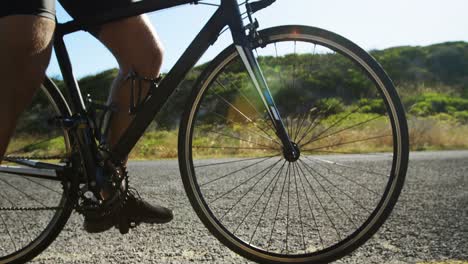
left=130, top=130, right=178, bottom=159
left=6, top=113, right=468, bottom=160
left=6, top=134, right=66, bottom=157
left=409, top=116, right=468, bottom=150
left=128, top=113, right=468, bottom=158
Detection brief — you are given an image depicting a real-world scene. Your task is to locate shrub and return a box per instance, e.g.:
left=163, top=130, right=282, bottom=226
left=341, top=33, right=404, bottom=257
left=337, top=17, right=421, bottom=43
left=358, top=98, right=386, bottom=114
left=315, top=98, right=344, bottom=115
left=408, top=92, right=468, bottom=121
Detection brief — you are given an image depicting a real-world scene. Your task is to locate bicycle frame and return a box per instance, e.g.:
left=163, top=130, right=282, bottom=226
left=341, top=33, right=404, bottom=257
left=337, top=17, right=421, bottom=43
left=0, top=0, right=295, bottom=185
left=56, top=0, right=294, bottom=161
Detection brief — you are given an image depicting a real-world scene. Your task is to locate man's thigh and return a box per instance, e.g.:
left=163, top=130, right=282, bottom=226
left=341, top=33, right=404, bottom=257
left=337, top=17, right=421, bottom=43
left=58, top=0, right=162, bottom=74
left=0, top=0, right=55, bottom=52
left=0, top=15, right=55, bottom=57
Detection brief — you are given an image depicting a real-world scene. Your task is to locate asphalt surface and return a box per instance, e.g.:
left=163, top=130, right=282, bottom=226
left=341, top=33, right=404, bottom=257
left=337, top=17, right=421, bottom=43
left=2, top=151, right=467, bottom=263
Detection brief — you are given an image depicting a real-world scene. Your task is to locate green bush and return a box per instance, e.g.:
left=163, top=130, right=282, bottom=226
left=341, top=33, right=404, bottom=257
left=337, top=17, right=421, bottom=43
left=408, top=93, right=468, bottom=120
left=315, top=98, right=344, bottom=114
left=358, top=98, right=386, bottom=114
left=454, top=111, right=468, bottom=123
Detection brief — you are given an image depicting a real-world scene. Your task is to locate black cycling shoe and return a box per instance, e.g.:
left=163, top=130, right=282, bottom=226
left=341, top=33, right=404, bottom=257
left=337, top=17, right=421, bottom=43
left=122, top=189, right=174, bottom=224
left=83, top=189, right=173, bottom=233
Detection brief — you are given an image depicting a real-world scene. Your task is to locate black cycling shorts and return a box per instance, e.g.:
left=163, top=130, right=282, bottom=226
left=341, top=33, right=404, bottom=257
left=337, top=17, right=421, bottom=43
left=0, top=0, right=135, bottom=21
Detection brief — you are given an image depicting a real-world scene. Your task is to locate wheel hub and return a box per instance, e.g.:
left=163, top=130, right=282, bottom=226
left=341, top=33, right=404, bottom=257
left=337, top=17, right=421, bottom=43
left=283, top=142, right=301, bottom=162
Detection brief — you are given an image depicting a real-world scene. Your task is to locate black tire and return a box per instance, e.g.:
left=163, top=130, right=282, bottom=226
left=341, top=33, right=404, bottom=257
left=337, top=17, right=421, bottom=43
left=0, top=77, right=77, bottom=264
left=179, top=25, right=409, bottom=263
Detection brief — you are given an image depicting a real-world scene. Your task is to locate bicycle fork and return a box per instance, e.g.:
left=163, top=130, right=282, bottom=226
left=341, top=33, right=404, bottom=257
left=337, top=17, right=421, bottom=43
left=224, top=0, right=297, bottom=160
left=235, top=44, right=299, bottom=161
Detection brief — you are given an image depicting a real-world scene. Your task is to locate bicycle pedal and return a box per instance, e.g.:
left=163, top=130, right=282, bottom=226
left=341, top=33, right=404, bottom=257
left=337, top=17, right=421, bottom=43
left=47, top=116, right=87, bottom=129
left=131, top=221, right=139, bottom=228
left=117, top=215, right=140, bottom=234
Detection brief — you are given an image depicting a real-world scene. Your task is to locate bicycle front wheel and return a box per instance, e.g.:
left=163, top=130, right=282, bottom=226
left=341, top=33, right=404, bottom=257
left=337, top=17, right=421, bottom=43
left=0, top=78, right=77, bottom=263
left=179, top=25, right=408, bottom=263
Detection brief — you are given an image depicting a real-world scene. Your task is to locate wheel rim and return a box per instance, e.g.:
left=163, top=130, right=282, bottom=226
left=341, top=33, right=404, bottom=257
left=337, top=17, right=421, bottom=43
left=0, top=85, right=72, bottom=261
left=184, top=29, right=405, bottom=262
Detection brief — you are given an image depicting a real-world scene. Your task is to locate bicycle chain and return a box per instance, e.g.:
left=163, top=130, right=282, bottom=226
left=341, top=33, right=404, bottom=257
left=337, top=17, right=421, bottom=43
left=0, top=206, right=63, bottom=211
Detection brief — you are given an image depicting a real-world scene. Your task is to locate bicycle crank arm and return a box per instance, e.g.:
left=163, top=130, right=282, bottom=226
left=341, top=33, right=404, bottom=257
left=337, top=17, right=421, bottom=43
left=235, top=45, right=298, bottom=158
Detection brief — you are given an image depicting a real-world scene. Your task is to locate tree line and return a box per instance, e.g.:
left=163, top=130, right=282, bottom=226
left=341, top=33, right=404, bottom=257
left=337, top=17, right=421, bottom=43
left=47, top=41, right=468, bottom=129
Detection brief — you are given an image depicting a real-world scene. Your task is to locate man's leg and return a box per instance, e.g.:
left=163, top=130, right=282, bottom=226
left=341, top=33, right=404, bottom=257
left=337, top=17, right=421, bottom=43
left=97, top=14, right=164, bottom=147
left=83, top=15, right=172, bottom=233
left=0, top=15, right=55, bottom=160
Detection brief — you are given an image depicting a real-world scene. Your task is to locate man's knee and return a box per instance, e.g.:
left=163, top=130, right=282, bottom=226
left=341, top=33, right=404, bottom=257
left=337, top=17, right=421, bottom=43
left=126, top=41, right=164, bottom=78
left=97, top=15, right=164, bottom=78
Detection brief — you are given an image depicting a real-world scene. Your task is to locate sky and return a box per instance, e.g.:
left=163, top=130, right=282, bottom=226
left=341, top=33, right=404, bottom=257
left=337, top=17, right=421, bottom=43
left=47, top=0, right=468, bottom=78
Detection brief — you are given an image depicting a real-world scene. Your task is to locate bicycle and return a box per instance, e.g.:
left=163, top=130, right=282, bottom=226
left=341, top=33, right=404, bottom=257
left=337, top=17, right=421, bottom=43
left=0, top=0, right=409, bottom=263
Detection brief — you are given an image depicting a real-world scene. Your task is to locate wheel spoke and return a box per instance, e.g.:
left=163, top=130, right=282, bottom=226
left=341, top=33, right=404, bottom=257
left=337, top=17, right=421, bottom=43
left=220, top=72, right=277, bottom=134
left=288, top=41, right=298, bottom=143
left=213, top=81, right=279, bottom=142
left=296, top=99, right=344, bottom=146
left=299, top=159, right=359, bottom=229
left=209, top=158, right=283, bottom=204
left=293, top=111, right=307, bottom=143
left=202, top=110, right=281, bottom=146
left=300, top=105, right=366, bottom=147
left=21, top=177, right=62, bottom=195
left=295, top=161, right=342, bottom=240
left=268, top=162, right=291, bottom=246
left=293, top=43, right=317, bottom=143
left=232, top=159, right=285, bottom=234
left=195, top=155, right=278, bottom=168
left=219, top=159, right=282, bottom=222
left=301, top=157, right=373, bottom=213
left=205, top=129, right=277, bottom=150
left=0, top=192, right=35, bottom=244
left=291, top=162, right=306, bottom=251
left=200, top=156, right=277, bottom=187
left=307, top=150, right=393, bottom=156
left=0, top=178, right=47, bottom=207
left=249, top=161, right=287, bottom=244
left=274, top=42, right=288, bottom=95
left=294, top=162, right=324, bottom=249
left=0, top=213, right=16, bottom=251
left=5, top=136, right=63, bottom=157
left=285, top=158, right=292, bottom=253
left=303, top=115, right=385, bottom=146
left=302, top=134, right=392, bottom=152
left=307, top=155, right=389, bottom=179
left=193, top=146, right=278, bottom=151
left=296, top=109, right=329, bottom=146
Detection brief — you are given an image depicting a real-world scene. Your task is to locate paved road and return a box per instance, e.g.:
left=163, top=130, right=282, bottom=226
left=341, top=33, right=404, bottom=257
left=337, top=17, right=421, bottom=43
left=28, top=151, right=467, bottom=263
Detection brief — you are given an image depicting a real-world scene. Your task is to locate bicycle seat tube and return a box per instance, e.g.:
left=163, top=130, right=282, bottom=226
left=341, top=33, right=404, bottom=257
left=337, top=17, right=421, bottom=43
left=224, top=0, right=298, bottom=159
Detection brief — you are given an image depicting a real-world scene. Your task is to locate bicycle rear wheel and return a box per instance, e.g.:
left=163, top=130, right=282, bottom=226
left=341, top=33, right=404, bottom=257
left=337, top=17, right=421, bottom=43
left=179, top=26, right=408, bottom=263
left=0, top=78, right=77, bottom=263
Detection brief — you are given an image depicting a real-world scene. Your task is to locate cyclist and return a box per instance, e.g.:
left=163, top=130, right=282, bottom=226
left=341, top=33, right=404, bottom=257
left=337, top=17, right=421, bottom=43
left=0, top=1, right=173, bottom=232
